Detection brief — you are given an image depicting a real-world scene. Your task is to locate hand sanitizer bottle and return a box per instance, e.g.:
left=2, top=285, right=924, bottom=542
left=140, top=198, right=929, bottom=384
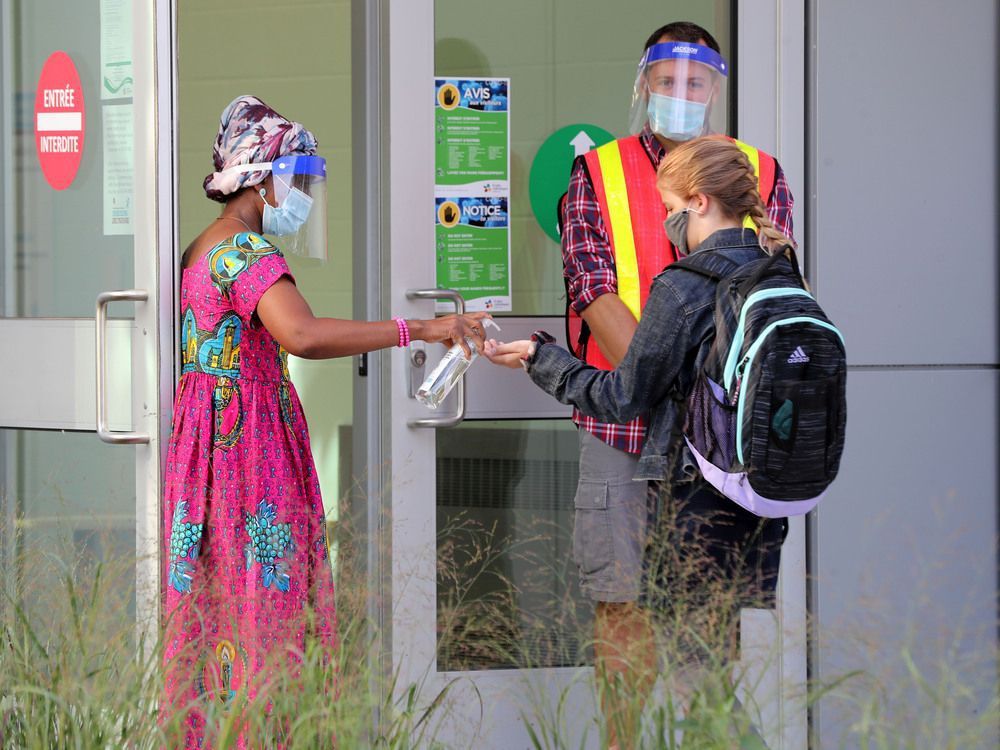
left=416, top=318, right=501, bottom=409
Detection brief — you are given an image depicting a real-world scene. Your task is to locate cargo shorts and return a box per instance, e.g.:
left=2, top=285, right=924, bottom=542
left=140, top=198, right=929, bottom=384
left=572, top=429, right=655, bottom=602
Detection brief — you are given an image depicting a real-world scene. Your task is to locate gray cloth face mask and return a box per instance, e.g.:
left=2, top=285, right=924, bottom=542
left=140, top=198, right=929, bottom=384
left=663, top=204, right=701, bottom=256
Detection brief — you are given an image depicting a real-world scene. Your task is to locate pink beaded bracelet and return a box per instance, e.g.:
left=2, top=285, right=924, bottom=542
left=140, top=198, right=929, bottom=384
left=392, top=316, right=410, bottom=347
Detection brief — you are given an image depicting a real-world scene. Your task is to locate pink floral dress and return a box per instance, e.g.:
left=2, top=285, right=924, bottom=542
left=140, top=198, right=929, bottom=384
left=162, top=231, right=337, bottom=746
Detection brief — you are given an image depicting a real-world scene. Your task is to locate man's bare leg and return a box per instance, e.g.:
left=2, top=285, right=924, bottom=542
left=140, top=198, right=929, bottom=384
left=594, top=601, right=657, bottom=750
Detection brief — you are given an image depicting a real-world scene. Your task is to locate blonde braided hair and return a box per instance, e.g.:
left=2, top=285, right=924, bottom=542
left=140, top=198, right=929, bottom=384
left=656, top=136, right=792, bottom=256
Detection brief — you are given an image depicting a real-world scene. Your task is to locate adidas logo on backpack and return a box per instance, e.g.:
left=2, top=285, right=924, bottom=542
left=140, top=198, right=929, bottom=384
left=670, top=245, right=847, bottom=518
left=786, top=346, right=810, bottom=364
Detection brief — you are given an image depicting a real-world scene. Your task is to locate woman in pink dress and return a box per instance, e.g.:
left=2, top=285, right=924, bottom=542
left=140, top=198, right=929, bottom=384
left=162, top=95, right=488, bottom=746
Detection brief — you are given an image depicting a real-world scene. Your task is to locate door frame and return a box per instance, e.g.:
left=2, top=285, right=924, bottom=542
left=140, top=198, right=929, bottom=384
left=350, top=0, right=392, bottom=727
left=140, top=0, right=179, bottom=639
left=737, top=1, right=808, bottom=746
left=374, top=0, right=809, bottom=746
left=0, top=0, right=175, bottom=640
left=379, top=4, right=601, bottom=744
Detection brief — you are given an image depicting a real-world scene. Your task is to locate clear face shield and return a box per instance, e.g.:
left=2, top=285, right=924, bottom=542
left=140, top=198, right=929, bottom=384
left=627, top=42, right=729, bottom=141
left=224, top=154, right=328, bottom=260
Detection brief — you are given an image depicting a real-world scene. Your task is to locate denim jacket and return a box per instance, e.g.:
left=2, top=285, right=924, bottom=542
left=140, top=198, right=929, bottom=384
left=528, top=227, right=768, bottom=480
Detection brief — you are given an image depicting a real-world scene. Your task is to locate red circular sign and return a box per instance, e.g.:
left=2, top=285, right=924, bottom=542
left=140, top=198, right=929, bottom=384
left=34, top=51, right=85, bottom=191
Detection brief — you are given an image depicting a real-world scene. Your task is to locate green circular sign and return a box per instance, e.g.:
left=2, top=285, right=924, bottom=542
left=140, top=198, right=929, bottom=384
left=528, top=123, right=615, bottom=243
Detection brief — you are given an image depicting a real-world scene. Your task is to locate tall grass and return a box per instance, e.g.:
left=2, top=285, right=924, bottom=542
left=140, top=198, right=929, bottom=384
left=0, top=519, right=462, bottom=749
left=1, top=509, right=997, bottom=749
left=1, top=552, right=159, bottom=748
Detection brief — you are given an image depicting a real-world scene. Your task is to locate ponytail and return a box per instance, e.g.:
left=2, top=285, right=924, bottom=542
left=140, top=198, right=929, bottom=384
left=658, top=136, right=793, bottom=256
left=748, top=201, right=809, bottom=289
left=747, top=202, right=790, bottom=255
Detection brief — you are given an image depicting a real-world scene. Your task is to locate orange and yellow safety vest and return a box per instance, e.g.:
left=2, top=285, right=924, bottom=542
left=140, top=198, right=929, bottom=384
left=572, top=135, right=777, bottom=370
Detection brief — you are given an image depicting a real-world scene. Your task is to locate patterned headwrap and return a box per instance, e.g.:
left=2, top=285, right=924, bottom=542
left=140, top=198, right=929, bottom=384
left=203, top=95, right=318, bottom=202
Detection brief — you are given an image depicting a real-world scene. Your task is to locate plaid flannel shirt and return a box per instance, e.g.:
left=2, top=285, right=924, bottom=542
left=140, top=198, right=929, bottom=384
left=561, top=128, right=796, bottom=454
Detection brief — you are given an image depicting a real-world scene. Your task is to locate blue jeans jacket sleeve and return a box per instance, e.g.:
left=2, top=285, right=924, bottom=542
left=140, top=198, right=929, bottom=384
left=527, top=278, right=694, bottom=423
left=528, top=228, right=767, bottom=480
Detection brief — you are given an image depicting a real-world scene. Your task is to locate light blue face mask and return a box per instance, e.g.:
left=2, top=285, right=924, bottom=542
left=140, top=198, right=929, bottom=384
left=260, top=184, right=313, bottom=237
left=647, top=92, right=708, bottom=141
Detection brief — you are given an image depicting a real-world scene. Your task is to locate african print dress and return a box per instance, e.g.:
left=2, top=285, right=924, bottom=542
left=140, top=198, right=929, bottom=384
left=162, top=232, right=337, bottom=746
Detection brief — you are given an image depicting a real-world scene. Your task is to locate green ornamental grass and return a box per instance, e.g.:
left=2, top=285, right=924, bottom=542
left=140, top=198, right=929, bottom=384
left=1, top=512, right=996, bottom=749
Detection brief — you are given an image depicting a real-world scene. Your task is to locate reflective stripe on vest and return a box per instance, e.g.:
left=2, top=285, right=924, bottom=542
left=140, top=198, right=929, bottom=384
left=731, top=138, right=777, bottom=229
left=576, top=135, right=778, bottom=370
left=582, top=136, right=672, bottom=369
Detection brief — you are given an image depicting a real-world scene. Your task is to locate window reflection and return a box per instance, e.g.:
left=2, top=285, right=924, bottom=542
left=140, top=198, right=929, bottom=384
left=436, top=421, right=591, bottom=671
left=0, top=429, right=136, bottom=635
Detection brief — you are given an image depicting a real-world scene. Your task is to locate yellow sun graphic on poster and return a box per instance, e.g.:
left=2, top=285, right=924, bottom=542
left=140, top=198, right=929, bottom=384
left=437, top=200, right=461, bottom=228
left=437, top=83, right=460, bottom=110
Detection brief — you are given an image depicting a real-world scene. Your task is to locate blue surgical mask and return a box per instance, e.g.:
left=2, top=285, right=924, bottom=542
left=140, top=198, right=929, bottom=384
left=260, top=185, right=313, bottom=237
left=647, top=92, right=707, bottom=141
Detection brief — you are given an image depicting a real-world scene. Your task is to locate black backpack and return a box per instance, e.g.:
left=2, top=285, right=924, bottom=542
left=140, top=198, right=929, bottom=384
left=669, top=246, right=847, bottom=517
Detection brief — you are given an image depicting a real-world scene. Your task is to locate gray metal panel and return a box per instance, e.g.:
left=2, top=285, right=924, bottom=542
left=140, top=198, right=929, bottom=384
left=812, top=0, right=997, bottom=366
left=0, top=319, right=133, bottom=431
left=738, top=0, right=806, bottom=247
left=813, top=368, right=998, bottom=748
left=417, top=316, right=573, bottom=421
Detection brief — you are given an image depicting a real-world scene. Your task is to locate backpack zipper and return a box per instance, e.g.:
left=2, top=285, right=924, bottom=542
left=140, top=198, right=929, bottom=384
left=723, top=288, right=815, bottom=390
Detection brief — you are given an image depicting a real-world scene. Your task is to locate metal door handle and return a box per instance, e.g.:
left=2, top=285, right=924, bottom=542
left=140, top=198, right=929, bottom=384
left=96, top=289, right=150, bottom=444
left=405, top=288, right=465, bottom=428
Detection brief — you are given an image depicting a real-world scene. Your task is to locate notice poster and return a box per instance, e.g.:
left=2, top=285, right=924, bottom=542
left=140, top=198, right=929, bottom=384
left=434, top=78, right=511, bottom=312
left=102, top=103, right=133, bottom=235
left=435, top=196, right=509, bottom=311
left=100, top=0, right=133, bottom=99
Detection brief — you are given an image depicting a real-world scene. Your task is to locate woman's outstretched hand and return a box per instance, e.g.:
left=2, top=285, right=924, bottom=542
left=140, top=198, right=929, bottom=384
left=483, top=339, right=532, bottom=369
left=256, top=277, right=495, bottom=360
left=410, top=312, right=493, bottom=358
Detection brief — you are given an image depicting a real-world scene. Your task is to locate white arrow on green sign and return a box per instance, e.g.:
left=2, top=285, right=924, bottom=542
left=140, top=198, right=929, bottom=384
left=528, top=123, right=615, bottom=244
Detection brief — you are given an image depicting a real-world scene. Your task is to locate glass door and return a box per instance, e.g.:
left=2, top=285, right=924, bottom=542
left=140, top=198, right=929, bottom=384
left=0, top=0, right=171, bottom=639
left=383, top=0, right=808, bottom=747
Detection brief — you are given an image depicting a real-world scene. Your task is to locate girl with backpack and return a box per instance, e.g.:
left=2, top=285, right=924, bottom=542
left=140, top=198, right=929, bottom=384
left=486, top=136, right=795, bottom=724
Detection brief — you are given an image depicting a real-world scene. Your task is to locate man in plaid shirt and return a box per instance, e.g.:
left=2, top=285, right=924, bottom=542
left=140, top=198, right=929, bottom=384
left=561, top=21, right=795, bottom=749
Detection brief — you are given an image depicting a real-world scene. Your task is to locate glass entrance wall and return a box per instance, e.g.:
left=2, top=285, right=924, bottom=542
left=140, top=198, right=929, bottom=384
left=433, top=0, right=732, bottom=670
left=177, top=2, right=354, bottom=549
left=435, top=0, right=732, bottom=316
left=436, top=420, right=585, bottom=671
left=1, top=430, right=136, bottom=628
left=0, top=0, right=139, bottom=625
left=1, top=0, right=134, bottom=318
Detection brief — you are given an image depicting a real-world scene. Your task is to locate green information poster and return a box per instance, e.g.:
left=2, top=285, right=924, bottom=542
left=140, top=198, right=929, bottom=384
left=434, top=78, right=510, bottom=312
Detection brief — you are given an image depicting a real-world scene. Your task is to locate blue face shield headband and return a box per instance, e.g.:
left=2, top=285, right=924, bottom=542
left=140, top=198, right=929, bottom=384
left=223, top=155, right=328, bottom=260
left=628, top=41, right=729, bottom=138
